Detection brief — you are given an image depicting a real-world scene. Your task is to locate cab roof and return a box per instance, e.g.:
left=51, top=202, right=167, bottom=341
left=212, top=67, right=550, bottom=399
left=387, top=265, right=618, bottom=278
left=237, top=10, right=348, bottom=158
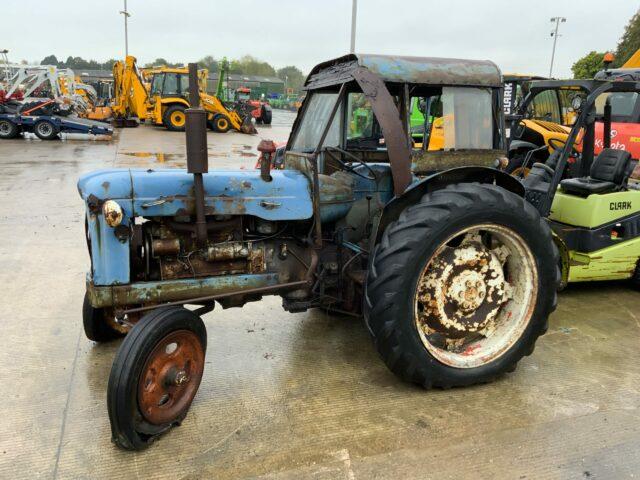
left=503, top=74, right=548, bottom=82
left=305, top=53, right=503, bottom=90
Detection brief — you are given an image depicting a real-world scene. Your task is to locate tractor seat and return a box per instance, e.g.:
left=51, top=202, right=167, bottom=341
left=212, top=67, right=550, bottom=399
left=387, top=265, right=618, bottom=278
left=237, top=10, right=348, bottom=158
left=560, top=148, right=632, bottom=196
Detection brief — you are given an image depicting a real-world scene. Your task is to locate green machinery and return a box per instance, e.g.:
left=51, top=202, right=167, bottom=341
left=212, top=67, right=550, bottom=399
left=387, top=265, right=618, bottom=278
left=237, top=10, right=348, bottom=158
left=521, top=79, right=640, bottom=288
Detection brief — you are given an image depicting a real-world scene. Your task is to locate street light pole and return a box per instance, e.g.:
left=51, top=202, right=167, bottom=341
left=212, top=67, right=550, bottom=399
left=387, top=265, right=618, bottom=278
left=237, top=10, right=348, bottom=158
left=120, top=0, right=131, bottom=57
left=350, top=0, right=358, bottom=53
left=549, top=16, right=566, bottom=78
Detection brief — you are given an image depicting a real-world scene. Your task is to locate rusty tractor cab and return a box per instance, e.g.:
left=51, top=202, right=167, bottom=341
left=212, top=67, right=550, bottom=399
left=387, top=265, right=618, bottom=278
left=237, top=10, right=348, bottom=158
left=78, top=55, right=559, bottom=450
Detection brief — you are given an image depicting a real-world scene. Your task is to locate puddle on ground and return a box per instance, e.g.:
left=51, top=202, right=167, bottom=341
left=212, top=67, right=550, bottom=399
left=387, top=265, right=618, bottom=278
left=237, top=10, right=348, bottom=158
left=118, top=150, right=257, bottom=167
left=231, top=145, right=257, bottom=157
left=120, top=152, right=183, bottom=163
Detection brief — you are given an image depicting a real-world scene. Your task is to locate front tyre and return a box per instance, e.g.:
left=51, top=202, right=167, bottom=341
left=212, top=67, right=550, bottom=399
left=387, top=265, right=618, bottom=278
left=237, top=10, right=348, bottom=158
left=364, top=183, right=559, bottom=388
left=108, top=307, right=207, bottom=450
left=83, top=292, right=126, bottom=342
left=163, top=105, right=186, bottom=131
left=212, top=114, right=231, bottom=133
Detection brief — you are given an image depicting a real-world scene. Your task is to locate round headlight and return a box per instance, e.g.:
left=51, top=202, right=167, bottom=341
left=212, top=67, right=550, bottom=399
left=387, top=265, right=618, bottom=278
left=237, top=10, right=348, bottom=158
left=102, top=200, right=123, bottom=227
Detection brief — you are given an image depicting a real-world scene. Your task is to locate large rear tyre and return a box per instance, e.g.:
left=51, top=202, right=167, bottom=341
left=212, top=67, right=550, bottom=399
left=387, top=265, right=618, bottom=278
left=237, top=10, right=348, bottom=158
left=261, top=106, right=272, bottom=125
left=364, top=183, right=559, bottom=389
left=0, top=119, right=18, bottom=139
left=163, top=105, right=186, bottom=131
left=83, top=292, right=126, bottom=342
left=108, top=307, right=206, bottom=450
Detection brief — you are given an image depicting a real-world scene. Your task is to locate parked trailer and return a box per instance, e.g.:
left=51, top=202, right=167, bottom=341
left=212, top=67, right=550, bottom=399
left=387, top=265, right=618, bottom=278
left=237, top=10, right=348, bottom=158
left=0, top=113, right=113, bottom=140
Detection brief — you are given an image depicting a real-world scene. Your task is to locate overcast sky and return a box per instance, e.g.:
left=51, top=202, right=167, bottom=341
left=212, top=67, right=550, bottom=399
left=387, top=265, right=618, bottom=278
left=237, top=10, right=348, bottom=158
left=2, top=0, right=638, bottom=78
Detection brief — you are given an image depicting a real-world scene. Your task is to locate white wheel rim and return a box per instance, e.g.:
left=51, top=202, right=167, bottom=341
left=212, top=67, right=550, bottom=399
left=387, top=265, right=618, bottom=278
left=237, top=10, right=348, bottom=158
left=414, top=224, right=538, bottom=368
left=38, top=123, right=52, bottom=135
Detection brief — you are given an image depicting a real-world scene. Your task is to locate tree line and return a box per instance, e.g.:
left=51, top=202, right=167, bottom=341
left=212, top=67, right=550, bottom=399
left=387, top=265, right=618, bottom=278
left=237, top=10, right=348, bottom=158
left=572, top=9, right=640, bottom=78
left=39, top=54, right=306, bottom=93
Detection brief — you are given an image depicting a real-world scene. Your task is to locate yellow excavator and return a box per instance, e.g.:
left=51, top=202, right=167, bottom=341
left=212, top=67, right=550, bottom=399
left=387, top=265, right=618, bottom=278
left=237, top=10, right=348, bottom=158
left=111, top=56, right=255, bottom=133
left=111, top=56, right=151, bottom=127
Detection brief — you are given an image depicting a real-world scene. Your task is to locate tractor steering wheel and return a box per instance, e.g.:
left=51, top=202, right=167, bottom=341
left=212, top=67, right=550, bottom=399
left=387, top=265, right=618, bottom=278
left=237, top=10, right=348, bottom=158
left=325, top=146, right=378, bottom=181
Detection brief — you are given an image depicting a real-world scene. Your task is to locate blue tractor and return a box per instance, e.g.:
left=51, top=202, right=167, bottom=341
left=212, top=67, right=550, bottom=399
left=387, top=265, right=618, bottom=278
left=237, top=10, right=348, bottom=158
left=79, top=55, right=559, bottom=450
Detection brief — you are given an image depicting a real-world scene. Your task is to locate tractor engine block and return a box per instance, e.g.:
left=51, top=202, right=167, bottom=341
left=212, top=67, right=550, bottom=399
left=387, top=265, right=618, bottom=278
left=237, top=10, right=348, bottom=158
left=132, top=216, right=268, bottom=282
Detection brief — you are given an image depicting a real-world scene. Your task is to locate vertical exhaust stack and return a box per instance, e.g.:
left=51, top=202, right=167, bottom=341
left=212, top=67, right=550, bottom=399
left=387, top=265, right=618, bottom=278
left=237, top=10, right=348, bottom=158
left=185, top=63, right=208, bottom=247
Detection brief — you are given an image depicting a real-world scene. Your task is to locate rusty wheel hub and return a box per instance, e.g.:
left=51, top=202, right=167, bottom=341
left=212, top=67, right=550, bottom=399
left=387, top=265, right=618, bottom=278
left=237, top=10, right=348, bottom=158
left=138, top=330, right=204, bottom=425
left=415, top=225, right=537, bottom=368
left=417, top=236, right=509, bottom=337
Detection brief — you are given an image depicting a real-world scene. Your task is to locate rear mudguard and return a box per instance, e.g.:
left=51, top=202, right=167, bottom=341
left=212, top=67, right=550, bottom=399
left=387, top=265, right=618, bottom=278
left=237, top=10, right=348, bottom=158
left=372, top=166, right=525, bottom=245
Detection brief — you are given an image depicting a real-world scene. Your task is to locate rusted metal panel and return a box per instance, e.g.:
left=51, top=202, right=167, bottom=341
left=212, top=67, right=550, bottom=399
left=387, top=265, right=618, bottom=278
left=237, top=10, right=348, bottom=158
left=77, top=169, right=314, bottom=222
left=359, top=55, right=502, bottom=87
left=305, top=54, right=502, bottom=89
left=352, top=67, right=412, bottom=195
left=411, top=149, right=504, bottom=174
left=87, top=273, right=281, bottom=308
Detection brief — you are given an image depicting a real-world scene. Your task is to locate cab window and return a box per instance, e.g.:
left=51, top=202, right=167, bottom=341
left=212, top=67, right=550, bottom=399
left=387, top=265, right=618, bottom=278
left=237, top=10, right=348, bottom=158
left=411, top=87, right=493, bottom=150
left=179, top=75, right=190, bottom=96
left=528, top=90, right=561, bottom=123
left=595, top=92, right=639, bottom=119
left=410, top=95, right=443, bottom=150
left=347, top=93, right=374, bottom=140
left=291, top=92, right=342, bottom=152
left=441, top=87, right=493, bottom=149
left=150, top=74, right=164, bottom=96
left=163, top=73, right=179, bottom=95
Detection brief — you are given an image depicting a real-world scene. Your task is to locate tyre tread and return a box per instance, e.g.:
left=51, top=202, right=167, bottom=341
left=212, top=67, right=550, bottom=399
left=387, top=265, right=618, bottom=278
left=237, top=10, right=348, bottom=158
left=364, top=183, right=559, bottom=389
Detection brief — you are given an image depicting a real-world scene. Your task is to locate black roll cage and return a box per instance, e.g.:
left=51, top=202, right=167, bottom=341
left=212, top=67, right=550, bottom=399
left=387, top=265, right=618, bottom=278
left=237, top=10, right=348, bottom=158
left=543, top=80, right=640, bottom=211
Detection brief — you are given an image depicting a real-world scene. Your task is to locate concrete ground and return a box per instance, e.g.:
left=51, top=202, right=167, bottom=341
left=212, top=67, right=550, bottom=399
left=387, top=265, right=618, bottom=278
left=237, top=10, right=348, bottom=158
left=1, top=110, right=639, bottom=479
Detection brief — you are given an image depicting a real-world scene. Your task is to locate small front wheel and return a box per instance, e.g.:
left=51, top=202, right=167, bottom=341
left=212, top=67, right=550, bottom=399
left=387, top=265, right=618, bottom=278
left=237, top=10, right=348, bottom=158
left=163, top=105, right=186, bottom=131
left=212, top=114, right=231, bottom=133
left=108, top=307, right=207, bottom=450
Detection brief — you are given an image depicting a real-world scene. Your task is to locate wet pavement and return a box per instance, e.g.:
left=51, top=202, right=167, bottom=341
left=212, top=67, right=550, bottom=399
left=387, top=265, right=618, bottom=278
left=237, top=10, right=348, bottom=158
left=0, top=109, right=639, bottom=479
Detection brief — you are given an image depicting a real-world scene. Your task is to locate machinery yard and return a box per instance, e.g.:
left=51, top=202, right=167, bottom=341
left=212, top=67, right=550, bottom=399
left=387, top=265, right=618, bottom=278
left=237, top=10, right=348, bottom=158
left=1, top=113, right=639, bottom=479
